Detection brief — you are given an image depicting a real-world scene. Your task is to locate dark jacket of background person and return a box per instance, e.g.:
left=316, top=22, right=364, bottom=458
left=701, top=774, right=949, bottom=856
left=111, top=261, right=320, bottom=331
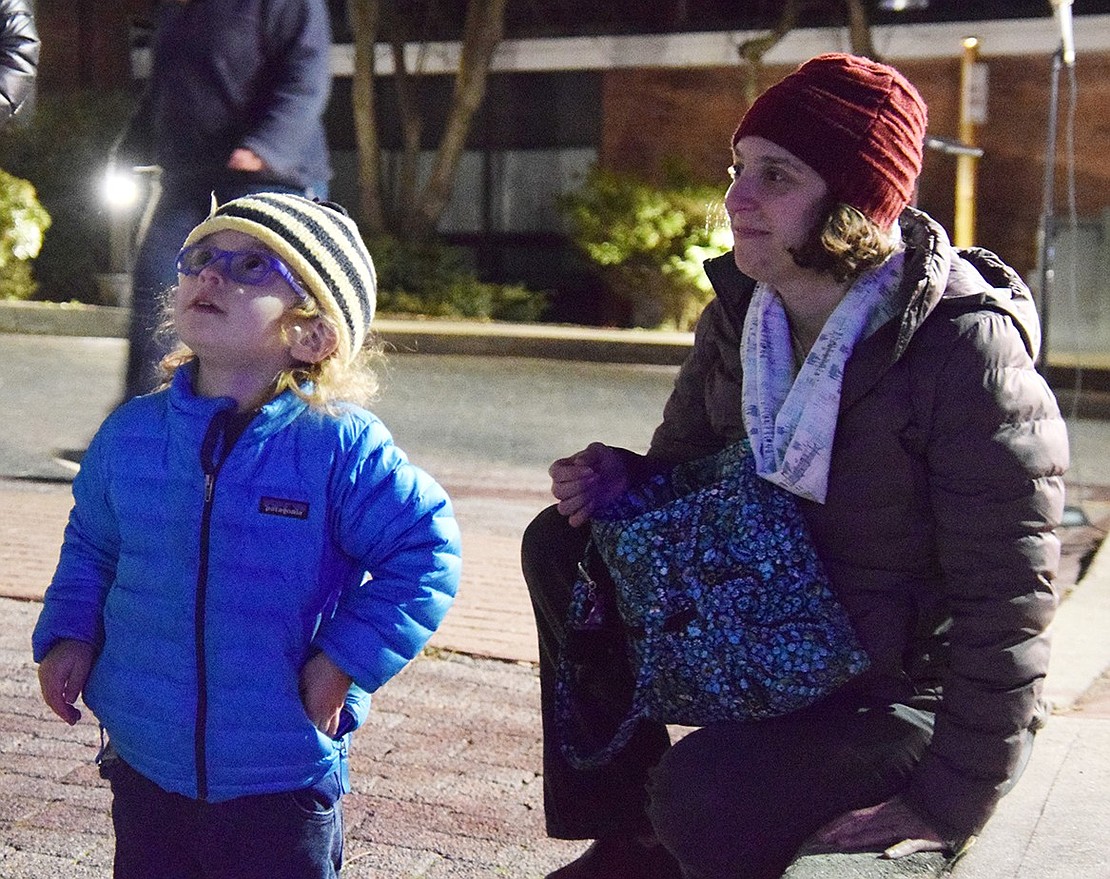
left=117, top=0, right=334, bottom=402
left=115, top=0, right=332, bottom=190
left=643, top=206, right=1068, bottom=842
left=0, top=0, right=39, bottom=122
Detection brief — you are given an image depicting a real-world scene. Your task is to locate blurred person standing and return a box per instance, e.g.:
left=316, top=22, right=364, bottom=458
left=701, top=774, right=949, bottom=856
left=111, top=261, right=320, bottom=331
left=0, top=0, right=39, bottom=123
left=115, top=0, right=334, bottom=401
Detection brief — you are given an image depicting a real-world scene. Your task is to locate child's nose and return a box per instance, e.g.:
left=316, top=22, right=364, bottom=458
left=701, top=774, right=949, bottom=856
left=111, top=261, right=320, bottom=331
left=197, top=257, right=233, bottom=285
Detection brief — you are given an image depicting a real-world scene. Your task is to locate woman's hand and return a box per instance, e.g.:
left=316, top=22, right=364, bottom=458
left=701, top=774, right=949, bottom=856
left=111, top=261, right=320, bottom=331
left=549, top=442, right=629, bottom=528
left=812, top=796, right=947, bottom=858
left=38, top=638, right=95, bottom=725
left=299, top=651, right=352, bottom=738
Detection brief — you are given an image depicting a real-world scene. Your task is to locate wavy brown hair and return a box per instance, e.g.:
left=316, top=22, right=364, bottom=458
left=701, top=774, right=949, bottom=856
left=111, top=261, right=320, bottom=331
left=789, top=201, right=902, bottom=284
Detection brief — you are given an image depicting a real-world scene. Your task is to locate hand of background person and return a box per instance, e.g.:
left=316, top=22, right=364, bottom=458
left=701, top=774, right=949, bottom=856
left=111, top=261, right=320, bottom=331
left=226, top=147, right=268, bottom=172
left=300, top=651, right=353, bottom=738
left=38, top=638, right=95, bottom=725
left=812, top=795, right=947, bottom=859
left=549, top=442, right=629, bottom=527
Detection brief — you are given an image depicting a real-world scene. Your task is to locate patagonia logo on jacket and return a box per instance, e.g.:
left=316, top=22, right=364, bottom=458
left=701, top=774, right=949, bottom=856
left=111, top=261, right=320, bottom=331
left=259, top=497, right=310, bottom=520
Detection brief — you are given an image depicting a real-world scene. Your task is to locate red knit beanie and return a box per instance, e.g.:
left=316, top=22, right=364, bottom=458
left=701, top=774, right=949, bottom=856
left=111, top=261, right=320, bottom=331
left=732, top=53, right=927, bottom=230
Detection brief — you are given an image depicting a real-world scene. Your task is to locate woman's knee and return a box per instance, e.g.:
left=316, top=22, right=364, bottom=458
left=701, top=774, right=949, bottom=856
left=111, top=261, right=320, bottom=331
left=522, top=504, right=562, bottom=566
left=646, top=728, right=732, bottom=860
left=648, top=726, right=813, bottom=879
left=521, top=504, right=585, bottom=594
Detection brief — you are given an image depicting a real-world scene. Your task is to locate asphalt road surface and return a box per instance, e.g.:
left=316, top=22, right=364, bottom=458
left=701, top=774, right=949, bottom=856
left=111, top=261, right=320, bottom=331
left=0, top=333, right=679, bottom=494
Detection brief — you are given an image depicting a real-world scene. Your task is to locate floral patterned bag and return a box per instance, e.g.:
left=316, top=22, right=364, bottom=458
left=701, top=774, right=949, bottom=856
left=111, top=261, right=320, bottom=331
left=557, top=439, right=870, bottom=770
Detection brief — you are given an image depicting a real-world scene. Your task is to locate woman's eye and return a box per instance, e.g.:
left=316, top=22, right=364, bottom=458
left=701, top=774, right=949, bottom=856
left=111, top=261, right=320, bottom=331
left=763, top=167, right=792, bottom=186
left=728, top=163, right=743, bottom=180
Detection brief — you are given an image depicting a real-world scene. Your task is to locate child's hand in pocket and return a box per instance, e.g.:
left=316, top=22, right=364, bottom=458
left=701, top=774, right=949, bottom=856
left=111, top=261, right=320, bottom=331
left=299, top=651, right=353, bottom=737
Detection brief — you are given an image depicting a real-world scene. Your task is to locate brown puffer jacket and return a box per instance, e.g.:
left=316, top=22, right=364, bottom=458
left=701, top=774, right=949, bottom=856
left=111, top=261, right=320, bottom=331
left=644, top=207, right=1069, bottom=842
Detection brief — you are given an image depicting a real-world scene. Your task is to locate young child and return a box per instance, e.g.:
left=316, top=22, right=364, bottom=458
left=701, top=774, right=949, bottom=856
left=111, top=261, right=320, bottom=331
left=32, top=193, right=462, bottom=878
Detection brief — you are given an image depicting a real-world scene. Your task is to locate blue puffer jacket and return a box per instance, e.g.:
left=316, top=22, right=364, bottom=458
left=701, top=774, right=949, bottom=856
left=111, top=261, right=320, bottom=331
left=33, top=366, right=461, bottom=802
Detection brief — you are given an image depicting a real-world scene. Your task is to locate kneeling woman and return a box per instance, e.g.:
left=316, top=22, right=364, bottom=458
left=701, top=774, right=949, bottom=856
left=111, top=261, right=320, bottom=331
left=523, top=53, right=1068, bottom=879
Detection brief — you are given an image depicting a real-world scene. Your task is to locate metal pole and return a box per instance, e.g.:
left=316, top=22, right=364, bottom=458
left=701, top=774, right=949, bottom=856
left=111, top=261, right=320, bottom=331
left=954, top=38, right=980, bottom=248
left=1037, top=49, right=1063, bottom=367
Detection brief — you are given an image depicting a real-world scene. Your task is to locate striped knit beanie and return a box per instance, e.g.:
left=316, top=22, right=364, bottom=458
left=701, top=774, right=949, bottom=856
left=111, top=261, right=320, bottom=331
left=733, top=53, right=927, bottom=230
left=184, top=193, right=377, bottom=359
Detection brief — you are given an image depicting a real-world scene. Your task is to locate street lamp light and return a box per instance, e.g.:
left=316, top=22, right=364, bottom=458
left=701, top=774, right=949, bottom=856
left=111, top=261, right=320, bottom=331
left=102, top=166, right=141, bottom=211
left=878, top=0, right=929, bottom=10
left=99, top=164, right=161, bottom=306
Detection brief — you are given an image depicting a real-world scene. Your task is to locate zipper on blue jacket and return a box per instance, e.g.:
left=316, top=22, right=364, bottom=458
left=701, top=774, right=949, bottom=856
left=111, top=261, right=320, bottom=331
left=194, top=407, right=254, bottom=801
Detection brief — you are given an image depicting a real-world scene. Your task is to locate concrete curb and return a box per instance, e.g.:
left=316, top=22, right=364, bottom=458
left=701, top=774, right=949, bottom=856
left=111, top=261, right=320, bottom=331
left=377, top=318, right=693, bottom=365
left=1046, top=531, right=1110, bottom=710
left=0, top=301, right=129, bottom=338
left=0, top=300, right=695, bottom=366
left=9, top=300, right=1110, bottom=391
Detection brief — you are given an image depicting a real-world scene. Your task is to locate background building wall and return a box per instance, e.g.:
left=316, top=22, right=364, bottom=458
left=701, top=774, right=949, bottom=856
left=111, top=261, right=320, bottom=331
left=34, top=0, right=140, bottom=93
left=598, top=51, right=1110, bottom=288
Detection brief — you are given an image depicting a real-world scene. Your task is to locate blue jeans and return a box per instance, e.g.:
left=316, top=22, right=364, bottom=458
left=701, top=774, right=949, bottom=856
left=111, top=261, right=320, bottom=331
left=123, top=171, right=326, bottom=401
left=106, top=756, right=344, bottom=879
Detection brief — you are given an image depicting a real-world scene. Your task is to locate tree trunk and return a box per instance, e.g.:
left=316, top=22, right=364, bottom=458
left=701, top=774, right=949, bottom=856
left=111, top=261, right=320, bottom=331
left=736, top=0, right=800, bottom=105
left=348, top=0, right=385, bottom=233
left=384, top=4, right=424, bottom=232
left=406, top=0, right=508, bottom=239
left=845, top=0, right=878, bottom=58
left=347, top=0, right=508, bottom=242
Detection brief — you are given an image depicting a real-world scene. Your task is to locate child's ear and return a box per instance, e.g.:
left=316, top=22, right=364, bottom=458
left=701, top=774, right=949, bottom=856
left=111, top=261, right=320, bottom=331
left=288, top=318, right=339, bottom=364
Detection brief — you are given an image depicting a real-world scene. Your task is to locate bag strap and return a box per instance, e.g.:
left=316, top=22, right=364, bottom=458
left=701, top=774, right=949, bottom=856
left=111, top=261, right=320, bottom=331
left=554, top=547, right=661, bottom=770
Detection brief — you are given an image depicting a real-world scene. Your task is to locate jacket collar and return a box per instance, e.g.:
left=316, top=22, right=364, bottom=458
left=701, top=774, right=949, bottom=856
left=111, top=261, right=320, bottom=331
left=168, top=362, right=310, bottom=443
left=703, top=251, right=755, bottom=330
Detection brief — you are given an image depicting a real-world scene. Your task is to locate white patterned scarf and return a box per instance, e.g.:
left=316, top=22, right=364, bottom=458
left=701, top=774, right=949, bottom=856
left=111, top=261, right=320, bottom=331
left=740, top=251, right=905, bottom=503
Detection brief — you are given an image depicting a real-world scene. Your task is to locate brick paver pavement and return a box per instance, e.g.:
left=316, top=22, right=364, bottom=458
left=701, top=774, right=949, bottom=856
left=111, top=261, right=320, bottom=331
left=0, top=594, right=587, bottom=878
left=0, top=472, right=551, bottom=664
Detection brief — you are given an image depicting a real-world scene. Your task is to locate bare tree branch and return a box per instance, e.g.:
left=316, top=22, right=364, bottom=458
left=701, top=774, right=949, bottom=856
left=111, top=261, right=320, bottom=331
left=735, top=0, right=801, bottom=105
left=735, top=1, right=877, bottom=104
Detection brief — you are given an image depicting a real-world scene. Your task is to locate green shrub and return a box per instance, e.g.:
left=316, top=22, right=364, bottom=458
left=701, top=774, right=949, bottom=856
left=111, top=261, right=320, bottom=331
left=0, top=168, right=51, bottom=300
left=370, top=234, right=547, bottom=322
left=0, top=90, right=137, bottom=303
left=559, top=163, right=732, bottom=330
